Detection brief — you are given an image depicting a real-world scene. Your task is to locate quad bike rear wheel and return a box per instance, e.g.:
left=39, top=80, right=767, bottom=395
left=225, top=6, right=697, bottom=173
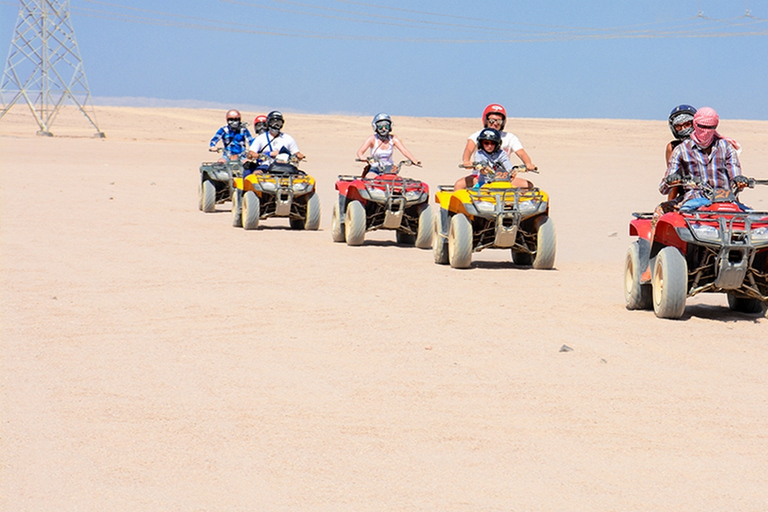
left=200, top=180, right=216, bottom=213
left=624, top=240, right=652, bottom=310
left=433, top=213, right=449, bottom=265
left=345, top=200, right=366, bottom=246
left=415, top=204, right=434, bottom=249
left=726, top=293, right=765, bottom=314
left=242, top=191, right=260, bottom=230
left=331, top=200, right=345, bottom=242
left=448, top=214, right=473, bottom=269
left=652, top=246, right=687, bottom=319
left=305, top=193, right=321, bottom=231
left=231, top=189, right=243, bottom=228
left=532, top=215, right=556, bottom=270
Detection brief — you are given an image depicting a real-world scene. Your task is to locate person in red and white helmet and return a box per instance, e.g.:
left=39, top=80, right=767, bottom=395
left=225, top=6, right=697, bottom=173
left=456, top=103, right=536, bottom=189
left=252, top=114, right=267, bottom=136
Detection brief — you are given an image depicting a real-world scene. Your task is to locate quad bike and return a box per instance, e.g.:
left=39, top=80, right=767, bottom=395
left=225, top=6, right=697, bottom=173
left=231, top=153, right=320, bottom=231
left=432, top=163, right=555, bottom=269
left=331, top=158, right=433, bottom=247
left=198, top=148, right=244, bottom=212
left=625, top=176, right=768, bottom=319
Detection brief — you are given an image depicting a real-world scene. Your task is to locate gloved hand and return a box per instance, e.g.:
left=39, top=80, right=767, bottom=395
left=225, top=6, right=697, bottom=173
left=665, top=172, right=683, bottom=185
left=733, top=175, right=751, bottom=189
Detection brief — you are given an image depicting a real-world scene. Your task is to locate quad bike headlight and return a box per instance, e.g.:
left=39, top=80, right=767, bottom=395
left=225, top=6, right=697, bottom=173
left=518, top=200, right=538, bottom=214
left=691, top=223, right=720, bottom=241
left=475, top=201, right=496, bottom=215
left=367, top=188, right=387, bottom=202
left=751, top=227, right=768, bottom=241
left=404, top=190, right=422, bottom=202
left=261, top=182, right=277, bottom=192
left=292, top=182, right=310, bottom=193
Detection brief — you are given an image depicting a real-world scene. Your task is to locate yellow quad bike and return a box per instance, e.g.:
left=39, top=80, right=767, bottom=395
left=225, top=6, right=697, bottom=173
left=433, top=164, right=556, bottom=269
left=231, top=154, right=320, bottom=230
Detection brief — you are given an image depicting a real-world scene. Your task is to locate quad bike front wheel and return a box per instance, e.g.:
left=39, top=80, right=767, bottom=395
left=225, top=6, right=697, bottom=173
left=242, top=191, right=260, bottom=230
left=448, top=214, right=473, bottom=269
left=532, top=215, right=556, bottom=270
left=200, top=180, right=216, bottom=213
left=624, top=240, right=652, bottom=310
left=415, top=204, right=434, bottom=249
left=726, top=293, right=765, bottom=314
left=231, top=189, right=243, bottom=228
left=304, top=193, right=321, bottom=231
left=331, top=200, right=345, bottom=242
left=652, top=246, right=688, bottom=319
left=345, top=200, right=366, bottom=246
left=433, top=213, right=449, bottom=265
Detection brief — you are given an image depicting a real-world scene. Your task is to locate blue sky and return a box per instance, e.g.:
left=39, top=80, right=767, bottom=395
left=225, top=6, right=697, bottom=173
left=1, top=0, right=768, bottom=119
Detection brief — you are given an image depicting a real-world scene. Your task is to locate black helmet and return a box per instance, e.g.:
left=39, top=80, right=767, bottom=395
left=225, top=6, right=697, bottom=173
left=267, top=110, right=284, bottom=134
left=668, top=104, right=696, bottom=140
left=477, top=128, right=502, bottom=153
left=371, top=112, right=392, bottom=138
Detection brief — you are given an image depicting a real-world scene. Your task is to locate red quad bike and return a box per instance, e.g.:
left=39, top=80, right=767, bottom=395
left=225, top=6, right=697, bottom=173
left=625, top=177, right=768, bottom=319
left=331, top=159, right=433, bottom=248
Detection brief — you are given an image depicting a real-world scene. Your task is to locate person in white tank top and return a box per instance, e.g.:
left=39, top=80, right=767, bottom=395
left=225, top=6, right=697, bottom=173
left=356, top=113, right=420, bottom=178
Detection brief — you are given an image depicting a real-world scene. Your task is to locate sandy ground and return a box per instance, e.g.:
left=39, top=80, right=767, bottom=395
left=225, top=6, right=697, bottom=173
left=1, top=106, right=768, bottom=511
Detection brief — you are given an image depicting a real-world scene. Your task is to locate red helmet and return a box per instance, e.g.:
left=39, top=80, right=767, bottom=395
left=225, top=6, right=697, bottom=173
left=252, top=114, right=267, bottom=134
left=226, top=109, right=241, bottom=121
left=254, top=114, right=267, bottom=125
left=482, top=104, right=507, bottom=130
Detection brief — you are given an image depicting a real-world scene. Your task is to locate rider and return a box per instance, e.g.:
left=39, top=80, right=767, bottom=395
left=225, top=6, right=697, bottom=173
left=665, top=104, right=696, bottom=166
left=468, top=128, right=515, bottom=187
left=355, top=113, right=420, bottom=178
left=660, top=106, right=748, bottom=209
left=457, top=103, right=536, bottom=189
left=252, top=114, right=267, bottom=136
left=209, top=109, right=254, bottom=162
left=246, top=111, right=305, bottom=177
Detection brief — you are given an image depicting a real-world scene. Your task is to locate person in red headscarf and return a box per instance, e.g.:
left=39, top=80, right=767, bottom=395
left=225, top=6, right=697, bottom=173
left=659, top=107, right=748, bottom=208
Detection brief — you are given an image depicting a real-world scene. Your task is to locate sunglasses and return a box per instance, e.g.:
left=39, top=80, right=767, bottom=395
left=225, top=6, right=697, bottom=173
left=696, top=123, right=717, bottom=129
left=376, top=121, right=391, bottom=129
left=486, top=118, right=503, bottom=126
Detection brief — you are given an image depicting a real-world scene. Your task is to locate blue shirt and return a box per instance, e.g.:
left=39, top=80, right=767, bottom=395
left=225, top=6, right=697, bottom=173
left=474, top=148, right=514, bottom=186
left=209, top=125, right=254, bottom=157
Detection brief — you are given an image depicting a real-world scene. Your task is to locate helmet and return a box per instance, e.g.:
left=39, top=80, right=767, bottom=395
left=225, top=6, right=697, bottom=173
left=253, top=114, right=267, bottom=135
left=668, top=104, right=696, bottom=140
left=371, top=112, right=392, bottom=137
left=482, top=104, right=507, bottom=130
left=226, top=109, right=241, bottom=129
left=477, top=128, right=502, bottom=153
left=267, top=110, right=284, bottom=133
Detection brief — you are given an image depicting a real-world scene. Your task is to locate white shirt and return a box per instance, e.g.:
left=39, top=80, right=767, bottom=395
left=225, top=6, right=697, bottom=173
left=249, top=132, right=300, bottom=155
left=468, top=129, right=523, bottom=155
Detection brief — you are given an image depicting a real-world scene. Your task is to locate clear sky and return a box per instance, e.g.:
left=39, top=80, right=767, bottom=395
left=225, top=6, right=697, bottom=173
left=1, top=0, right=768, bottom=119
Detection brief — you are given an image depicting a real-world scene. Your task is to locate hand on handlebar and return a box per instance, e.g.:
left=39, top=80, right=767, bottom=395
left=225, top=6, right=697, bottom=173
left=209, top=147, right=221, bottom=153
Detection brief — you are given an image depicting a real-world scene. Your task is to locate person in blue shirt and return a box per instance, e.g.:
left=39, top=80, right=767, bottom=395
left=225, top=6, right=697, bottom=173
left=209, top=109, right=254, bottom=161
left=456, top=128, right=515, bottom=189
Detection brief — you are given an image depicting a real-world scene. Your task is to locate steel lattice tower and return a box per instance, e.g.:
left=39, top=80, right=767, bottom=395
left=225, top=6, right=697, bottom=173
left=0, top=0, right=104, bottom=136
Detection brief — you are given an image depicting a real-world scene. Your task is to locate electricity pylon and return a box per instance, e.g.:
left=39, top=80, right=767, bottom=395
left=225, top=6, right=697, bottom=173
left=0, top=0, right=104, bottom=137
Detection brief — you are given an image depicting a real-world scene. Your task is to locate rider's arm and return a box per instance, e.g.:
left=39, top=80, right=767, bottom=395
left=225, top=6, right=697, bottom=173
left=392, top=137, right=419, bottom=164
left=210, top=127, right=225, bottom=147
left=513, top=148, right=535, bottom=170
left=660, top=146, right=684, bottom=195
left=724, top=141, right=742, bottom=183
left=462, top=139, right=476, bottom=167
left=356, top=135, right=375, bottom=160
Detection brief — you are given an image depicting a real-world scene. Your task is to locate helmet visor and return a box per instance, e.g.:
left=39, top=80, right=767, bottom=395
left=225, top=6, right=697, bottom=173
left=268, top=118, right=284, bottom=131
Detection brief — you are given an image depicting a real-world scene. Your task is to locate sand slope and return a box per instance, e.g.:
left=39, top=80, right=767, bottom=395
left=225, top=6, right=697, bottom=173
left=1, top=107, right=768, bottom=511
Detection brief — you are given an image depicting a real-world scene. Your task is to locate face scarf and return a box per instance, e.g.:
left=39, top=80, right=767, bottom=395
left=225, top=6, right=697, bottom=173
left=691, top=107, right=741, bottom=152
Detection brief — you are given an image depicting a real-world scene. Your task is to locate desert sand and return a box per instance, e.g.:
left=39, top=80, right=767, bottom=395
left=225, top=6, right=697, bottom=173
left=1, top=106, right=767, bottom=511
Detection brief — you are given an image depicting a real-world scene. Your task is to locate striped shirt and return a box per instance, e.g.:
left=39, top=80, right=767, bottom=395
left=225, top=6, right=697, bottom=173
left=209, top=125, right=254, bottom=157
left=660, top=137, right=741, bottom=202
